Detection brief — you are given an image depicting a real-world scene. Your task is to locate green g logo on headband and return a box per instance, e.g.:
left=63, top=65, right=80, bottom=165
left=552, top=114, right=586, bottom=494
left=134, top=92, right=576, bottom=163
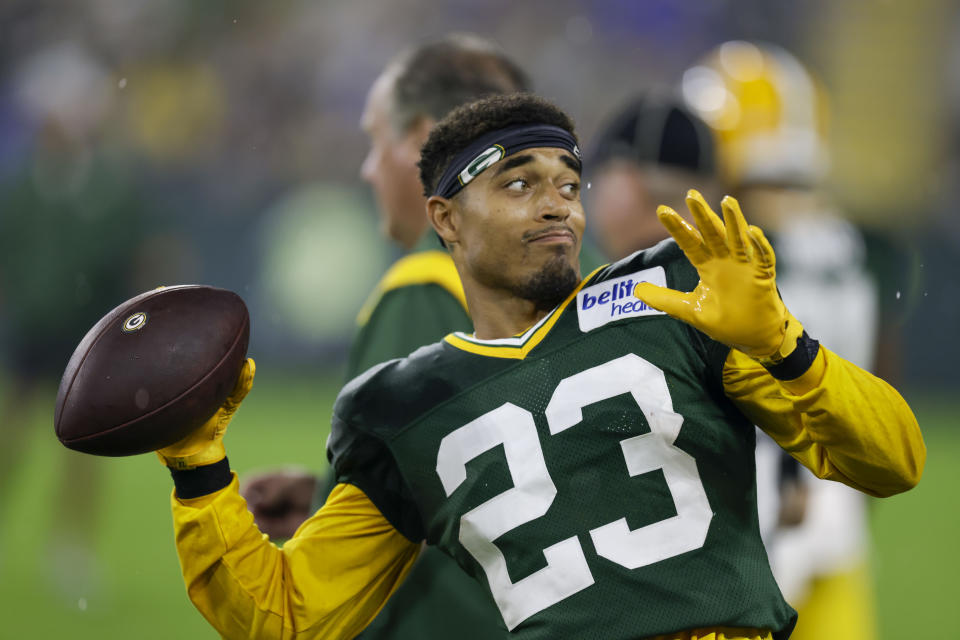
left=457, top=144, right=505, bottom=187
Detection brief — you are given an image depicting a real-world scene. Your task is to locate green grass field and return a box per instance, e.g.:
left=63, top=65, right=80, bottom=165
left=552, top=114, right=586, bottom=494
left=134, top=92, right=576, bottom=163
left=1, top=376, right=955, bottom=638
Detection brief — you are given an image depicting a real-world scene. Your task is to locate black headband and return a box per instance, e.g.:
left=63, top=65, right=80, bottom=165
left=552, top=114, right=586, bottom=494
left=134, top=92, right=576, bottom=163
left=432, top=124, right=581, bottom=199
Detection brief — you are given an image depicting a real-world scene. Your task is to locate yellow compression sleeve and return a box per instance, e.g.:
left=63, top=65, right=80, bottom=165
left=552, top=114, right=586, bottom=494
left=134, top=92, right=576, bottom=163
left=172, top=476, right=421, bottom=640
left=723, top=346, right=925, bottom=497
left=644, top=627, right=771, bottom=640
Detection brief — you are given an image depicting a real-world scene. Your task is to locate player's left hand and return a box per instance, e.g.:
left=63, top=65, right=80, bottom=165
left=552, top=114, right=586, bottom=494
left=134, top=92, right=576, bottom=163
left=633, top=190, right=802, bottom=361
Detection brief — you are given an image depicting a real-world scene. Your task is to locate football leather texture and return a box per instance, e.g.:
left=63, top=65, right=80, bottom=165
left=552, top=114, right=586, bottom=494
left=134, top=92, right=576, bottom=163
left=55, top=285, right=250, bottom=456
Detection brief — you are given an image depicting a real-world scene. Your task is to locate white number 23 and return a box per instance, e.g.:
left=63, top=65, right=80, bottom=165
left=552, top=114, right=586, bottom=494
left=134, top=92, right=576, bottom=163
left=436, top=354, right=713, bottom=630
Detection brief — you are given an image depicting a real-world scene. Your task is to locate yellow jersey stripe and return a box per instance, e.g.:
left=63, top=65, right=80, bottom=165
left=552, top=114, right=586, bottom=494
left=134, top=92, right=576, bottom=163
left=357, top=250, right=467, bottom=326
left=443, top=264, right=607, bottom=359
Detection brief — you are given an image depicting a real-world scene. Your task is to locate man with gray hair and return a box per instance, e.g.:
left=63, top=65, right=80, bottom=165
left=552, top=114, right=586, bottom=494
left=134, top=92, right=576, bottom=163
left=241, top=34, right=527, bottom=639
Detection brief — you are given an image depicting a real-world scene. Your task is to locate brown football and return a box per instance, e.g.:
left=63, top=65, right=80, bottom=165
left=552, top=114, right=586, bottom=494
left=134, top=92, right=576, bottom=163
left=54, top=285, right=249, bottom=456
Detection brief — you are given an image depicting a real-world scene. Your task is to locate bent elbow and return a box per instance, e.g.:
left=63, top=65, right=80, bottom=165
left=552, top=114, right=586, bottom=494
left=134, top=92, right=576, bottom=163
left=896, top=421, right=927, bottom=493
left=895, top=447, right=926, bottom=494
left=872, top=442, right=926, bottom=498
left=872, top=410, right=927, bottom=497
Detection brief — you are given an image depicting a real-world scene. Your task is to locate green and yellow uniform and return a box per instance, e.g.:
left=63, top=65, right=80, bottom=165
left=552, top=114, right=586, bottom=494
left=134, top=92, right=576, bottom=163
left=171, top=242, right=923, bottom=639
left=323, top=234, right=507, bottom=639
left=347, top=235, right=471, bottom=376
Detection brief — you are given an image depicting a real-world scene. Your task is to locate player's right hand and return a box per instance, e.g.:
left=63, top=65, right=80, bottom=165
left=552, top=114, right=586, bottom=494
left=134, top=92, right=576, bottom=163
left=157, top=358, right=255, bottom=470
left=241, top=470, right=319, bottom=540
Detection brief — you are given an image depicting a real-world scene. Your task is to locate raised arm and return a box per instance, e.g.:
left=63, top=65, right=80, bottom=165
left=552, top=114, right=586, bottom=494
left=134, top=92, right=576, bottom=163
left=634, top=190, right=925, bottom=496
left=159, top=360, right=420, bottom=639
left=722, top=346, right=923, bottom=497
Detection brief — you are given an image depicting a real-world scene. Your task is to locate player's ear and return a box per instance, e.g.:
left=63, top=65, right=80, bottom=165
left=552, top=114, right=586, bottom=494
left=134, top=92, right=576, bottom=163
left=427, top=195, right=459, bottom=247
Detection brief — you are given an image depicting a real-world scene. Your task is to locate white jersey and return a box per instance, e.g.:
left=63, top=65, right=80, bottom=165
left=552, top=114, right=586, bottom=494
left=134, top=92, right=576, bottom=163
left=756, top=211, right=877, bottom=604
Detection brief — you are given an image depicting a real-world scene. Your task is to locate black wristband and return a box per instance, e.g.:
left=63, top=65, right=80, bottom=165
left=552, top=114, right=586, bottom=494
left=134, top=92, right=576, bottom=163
left=170, top=457, right=232, bottom=499
left=763, top=331, right=820, bottom=381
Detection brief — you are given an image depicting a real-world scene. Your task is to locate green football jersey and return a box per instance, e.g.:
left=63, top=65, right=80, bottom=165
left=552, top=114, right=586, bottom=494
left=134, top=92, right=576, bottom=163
left=328, top=238, right=507, bottom=640
left=329, top=240, right=797, bottom=639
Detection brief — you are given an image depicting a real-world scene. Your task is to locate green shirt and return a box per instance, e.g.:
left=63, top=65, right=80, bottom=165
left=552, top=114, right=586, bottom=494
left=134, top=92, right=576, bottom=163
left=346, top=235, right=471, bottom=378
left=330, top=240, right=796, bottom=639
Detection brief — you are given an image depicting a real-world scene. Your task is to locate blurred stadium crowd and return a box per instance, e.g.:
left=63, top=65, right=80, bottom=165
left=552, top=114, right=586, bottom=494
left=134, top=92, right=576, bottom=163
left=1, top=2, right=958, bottom=638
left=1, top=0, right=957, bottom=384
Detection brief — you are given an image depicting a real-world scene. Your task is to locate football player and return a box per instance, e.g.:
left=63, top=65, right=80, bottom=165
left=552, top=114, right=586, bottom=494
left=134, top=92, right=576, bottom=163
left=158, top=93, right=924, bottom=639
left=682, top=41, right=882, bottom=639
left=241, top=34, right=528, bottom=639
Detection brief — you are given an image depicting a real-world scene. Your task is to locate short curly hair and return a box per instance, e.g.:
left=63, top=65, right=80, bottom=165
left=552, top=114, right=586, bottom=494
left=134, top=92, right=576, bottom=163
left=419, top=93, right=578, bottom=197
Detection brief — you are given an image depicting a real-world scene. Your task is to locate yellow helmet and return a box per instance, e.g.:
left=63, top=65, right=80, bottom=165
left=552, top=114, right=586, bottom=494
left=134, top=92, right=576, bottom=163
left=681, top=41, right=829, bottom=188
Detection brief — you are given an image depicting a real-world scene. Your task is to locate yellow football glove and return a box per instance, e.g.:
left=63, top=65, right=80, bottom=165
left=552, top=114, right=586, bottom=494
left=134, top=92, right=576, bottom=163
left=157, top=358, right=255, bottom=470
left=633, top=190, right=803, bottom=363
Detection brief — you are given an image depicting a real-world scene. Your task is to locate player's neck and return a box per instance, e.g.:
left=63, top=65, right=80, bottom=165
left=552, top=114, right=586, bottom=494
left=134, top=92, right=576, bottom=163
left=466, top=286, right=551, bottom=340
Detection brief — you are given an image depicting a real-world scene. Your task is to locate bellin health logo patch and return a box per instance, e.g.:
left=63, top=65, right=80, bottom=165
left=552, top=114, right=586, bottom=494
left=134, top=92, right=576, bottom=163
left=576, top=266, right=666, bottom=332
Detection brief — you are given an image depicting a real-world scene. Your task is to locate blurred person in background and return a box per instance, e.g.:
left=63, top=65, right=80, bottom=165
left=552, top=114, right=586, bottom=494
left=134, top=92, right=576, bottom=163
left=682, top=40, right=880, bottom=640
left=586, top=91, right=720, bottom=258
left=241, top=33, right=529, bottom=639
left=0, top=43, right=148, bottom=603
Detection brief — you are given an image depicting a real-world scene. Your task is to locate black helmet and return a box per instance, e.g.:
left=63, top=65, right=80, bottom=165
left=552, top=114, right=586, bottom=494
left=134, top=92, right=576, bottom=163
left=590, top=92, right=716, bottom=176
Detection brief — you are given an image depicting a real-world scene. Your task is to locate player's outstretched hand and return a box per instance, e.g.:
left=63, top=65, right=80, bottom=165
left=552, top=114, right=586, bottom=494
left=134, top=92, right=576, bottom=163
left=241, top=469, right=318, bottom=540
left=633, top=190, right=801, bottom=361
left=157, top=358, right=256, bottom=470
